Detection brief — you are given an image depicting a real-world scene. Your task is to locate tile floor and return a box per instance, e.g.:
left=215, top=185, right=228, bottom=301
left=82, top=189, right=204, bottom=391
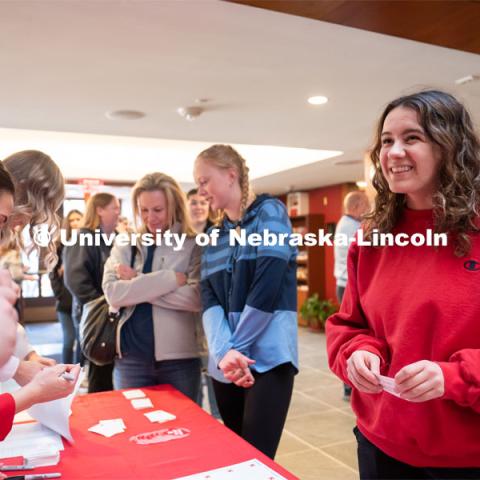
left=25, top=322, right=359, bottom=479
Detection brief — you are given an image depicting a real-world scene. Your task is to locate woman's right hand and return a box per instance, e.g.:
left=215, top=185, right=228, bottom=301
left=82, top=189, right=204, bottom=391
left=26, top=364, right=80, bottom=404
left=115, top=264, right=137, bottom=280
left=346, top=350, right=382, bottom=394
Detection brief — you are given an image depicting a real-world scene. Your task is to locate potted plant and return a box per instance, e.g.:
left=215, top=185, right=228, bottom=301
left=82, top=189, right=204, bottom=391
left=316, top=298, right=338, bottom=330
left=300, top=294, right=321, bottom=330
left=300, top=295, right=338, bottom=332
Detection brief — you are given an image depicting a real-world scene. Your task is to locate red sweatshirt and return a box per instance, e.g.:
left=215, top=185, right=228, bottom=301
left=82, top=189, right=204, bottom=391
left=327, top=208, right=480, bottom=467
left=0, top=393, right=15, bottom=440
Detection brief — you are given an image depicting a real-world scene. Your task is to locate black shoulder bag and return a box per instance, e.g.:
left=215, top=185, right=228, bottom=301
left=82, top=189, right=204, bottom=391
left=80, top=246, right=137, bottom=366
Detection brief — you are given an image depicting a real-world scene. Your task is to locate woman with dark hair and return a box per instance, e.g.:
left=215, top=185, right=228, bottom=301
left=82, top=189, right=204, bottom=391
left=327, top=90, right=480, bottom=478
left=64, top=193, right=120, bottom=393
left=49, top=209, right=83, bottom=364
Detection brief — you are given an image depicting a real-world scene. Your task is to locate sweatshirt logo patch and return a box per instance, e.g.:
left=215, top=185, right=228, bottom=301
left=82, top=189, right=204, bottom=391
left=464, top=259, right=480, bottom=271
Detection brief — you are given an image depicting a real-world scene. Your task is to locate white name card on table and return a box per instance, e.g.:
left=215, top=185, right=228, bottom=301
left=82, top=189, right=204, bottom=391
left=131, top=398, right=153, bottom=410
left=122, top=389, right=146, bottom=400
left=144, top=410, right=176, bottom=424
left=174, top=458, right=288, bottom=480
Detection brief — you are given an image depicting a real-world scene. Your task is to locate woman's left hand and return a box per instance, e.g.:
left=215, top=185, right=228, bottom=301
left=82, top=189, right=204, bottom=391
left=395, top=360, right=444, bottom=402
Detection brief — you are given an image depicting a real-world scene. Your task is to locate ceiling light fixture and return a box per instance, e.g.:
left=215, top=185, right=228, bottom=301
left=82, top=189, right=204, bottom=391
left=307, top=95, right=328, bottom=105
left=177, top=106, right=203, bottom=121
left=105, top=110, right=145, bottom=120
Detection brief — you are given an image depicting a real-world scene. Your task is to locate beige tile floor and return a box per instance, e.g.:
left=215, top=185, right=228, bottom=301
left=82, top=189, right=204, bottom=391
left=275, top=327, right=358, bottom=480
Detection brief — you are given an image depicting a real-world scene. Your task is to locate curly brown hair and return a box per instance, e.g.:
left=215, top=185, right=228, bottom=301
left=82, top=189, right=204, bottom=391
left=364, top=90, right=480, bottom=257
left=3, top=150, right=65, bottom=270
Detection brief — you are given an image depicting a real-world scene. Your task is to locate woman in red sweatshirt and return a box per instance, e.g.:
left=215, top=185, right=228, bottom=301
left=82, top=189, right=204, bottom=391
left=327, top=90, right=480, bottom=479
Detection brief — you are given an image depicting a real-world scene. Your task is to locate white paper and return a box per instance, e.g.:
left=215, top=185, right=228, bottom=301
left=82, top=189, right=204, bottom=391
left=122, top=389, right=146, bottom=399
left=0, top=422, right=64, bottom=460
left=131, top=398, right=153, bottom=410
left=27, top=367, right=85, bottom=443
left=174, top=459, right=288, bottom=480
left=26, top=448, right=60, bottom=467
left=144, top=410, right=176, bottom=423
left=376, top=374, right=402, bottom=398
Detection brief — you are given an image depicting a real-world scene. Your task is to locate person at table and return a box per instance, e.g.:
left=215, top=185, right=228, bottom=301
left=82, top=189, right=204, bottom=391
left=193, top=144, right=298, bottom=459
left=186, top=188, right=220, bottom=418
left=0, top=156, right=79, bottom=442
left=327, top=90, right=480, bottom=479
left=64, top=193, right=120, bottom=393
left=103, top=172, right=202, bottom=401
left=49, top=209, right=83, bottom=364
left=0, top=150, right=74, bottom=387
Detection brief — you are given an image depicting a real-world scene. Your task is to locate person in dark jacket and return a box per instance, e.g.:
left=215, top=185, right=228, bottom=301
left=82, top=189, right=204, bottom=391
left=49, top=209, right=83, bottom=364
left=64, top=193, right=120, bottom=393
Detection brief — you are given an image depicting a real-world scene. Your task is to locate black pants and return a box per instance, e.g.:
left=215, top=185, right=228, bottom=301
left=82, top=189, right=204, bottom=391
left=212, top=362, right=295, bottom=459
left=355, top=427, right=480, bottom=480
left=88, top=362, right=114, bottom=393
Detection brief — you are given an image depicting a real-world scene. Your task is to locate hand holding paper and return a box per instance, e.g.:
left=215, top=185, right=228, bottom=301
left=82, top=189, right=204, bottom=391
left=394, top=360, right=444, bottom=402
left=346, top=350, right=382, bottom=394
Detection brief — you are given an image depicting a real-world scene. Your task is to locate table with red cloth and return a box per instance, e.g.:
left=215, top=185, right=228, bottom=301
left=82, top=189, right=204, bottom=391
left=21, top=385, right=298, bottom=479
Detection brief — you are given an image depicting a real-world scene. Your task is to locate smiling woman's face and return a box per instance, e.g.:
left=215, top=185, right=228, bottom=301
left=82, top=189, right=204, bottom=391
left=379, top=106, right=442, bottom=209
left=0, top=191, right=14, bottom=231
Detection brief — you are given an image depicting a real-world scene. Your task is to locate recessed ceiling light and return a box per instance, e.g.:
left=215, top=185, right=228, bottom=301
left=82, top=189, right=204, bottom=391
left=105, top=110, right=146, bottom=120
left=307, top=96, right=328, bottom=105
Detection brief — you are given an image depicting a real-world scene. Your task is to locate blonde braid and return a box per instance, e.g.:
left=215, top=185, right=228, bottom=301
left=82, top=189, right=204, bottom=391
left=238, top=155, right=253, bottom=219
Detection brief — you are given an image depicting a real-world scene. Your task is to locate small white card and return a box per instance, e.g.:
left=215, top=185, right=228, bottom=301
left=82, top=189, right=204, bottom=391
left=122, top=389, right=146, bottom=399
left=100, top=418, right=126, bottom=429
left=144, top=410, right=176, bottom=424
left=131, top=398, right=154, bottom=410
left=88, top=418, right=126, bottom=437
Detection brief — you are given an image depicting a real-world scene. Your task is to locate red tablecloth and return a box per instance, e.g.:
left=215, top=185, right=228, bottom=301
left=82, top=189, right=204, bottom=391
left=22, top=385, right=298, bottom=479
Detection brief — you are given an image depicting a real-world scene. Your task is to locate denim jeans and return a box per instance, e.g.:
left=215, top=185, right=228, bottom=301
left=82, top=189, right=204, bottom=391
left=57, top=310, right=75, bottom=364
left=113, top=356, right=201, bottom=402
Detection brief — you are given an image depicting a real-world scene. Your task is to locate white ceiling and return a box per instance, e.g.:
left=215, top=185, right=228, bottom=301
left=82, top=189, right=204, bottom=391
left=0, top=0, right=479, bottom=194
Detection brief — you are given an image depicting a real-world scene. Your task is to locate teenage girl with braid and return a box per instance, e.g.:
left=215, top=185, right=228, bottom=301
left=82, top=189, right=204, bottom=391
left=193, top=144, right=298, bottom=459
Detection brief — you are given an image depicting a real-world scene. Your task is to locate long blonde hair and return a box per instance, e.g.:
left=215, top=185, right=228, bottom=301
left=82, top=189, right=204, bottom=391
left=196, top=144, right=255, bottom=223
left=82, top=193, right=116, bottom=230
left=3, top=150, right=64, bottom=270
left=132, top=172, right=195, bottom=236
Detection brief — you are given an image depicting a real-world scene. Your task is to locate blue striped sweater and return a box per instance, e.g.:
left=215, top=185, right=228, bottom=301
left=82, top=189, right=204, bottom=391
left=201, top=194, right=299, bottom=382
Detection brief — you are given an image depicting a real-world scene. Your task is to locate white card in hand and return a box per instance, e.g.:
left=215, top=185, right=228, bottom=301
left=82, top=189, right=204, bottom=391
left=144, top=410, right=176, bottom=424
left=131, top=398, right=154, bottom=410
left=122, top=389, right=146, bottom=399
left=376, top=374, right=401, bottom=398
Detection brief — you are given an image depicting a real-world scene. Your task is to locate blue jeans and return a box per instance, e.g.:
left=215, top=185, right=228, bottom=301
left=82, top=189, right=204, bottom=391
left=113, top=356, right=201, bottom=402
left=57, top=310, right=75, bottom=364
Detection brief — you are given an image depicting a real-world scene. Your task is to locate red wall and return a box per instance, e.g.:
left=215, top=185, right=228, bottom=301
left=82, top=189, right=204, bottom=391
left=309, top=184, right=350, bottom=302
